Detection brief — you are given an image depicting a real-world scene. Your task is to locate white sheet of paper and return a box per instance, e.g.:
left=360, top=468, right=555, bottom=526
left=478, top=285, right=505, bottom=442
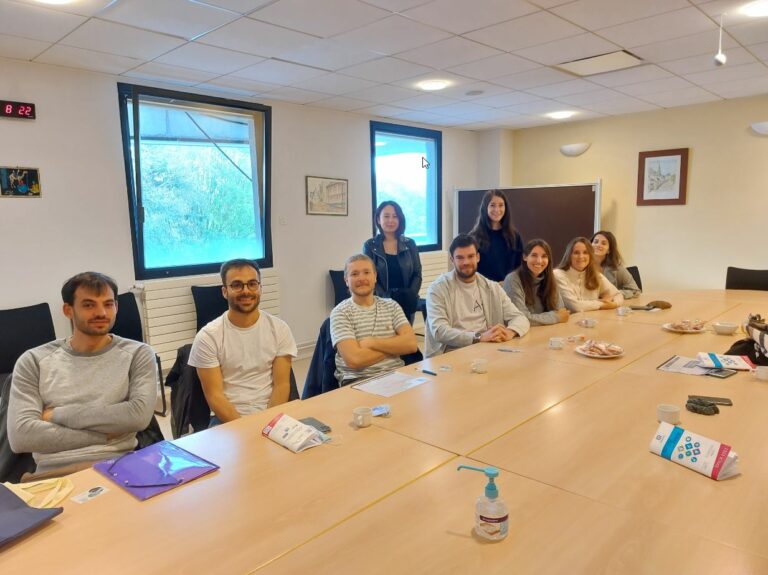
left=352, top=372, right=430, bottom=397
left=657, top=355, right=709, bottom=376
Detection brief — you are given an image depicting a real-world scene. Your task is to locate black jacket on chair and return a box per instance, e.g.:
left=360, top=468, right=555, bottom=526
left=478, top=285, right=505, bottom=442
left=302, top=318, right=338, bottom=400
left=165, top=344, right=211, bottom=438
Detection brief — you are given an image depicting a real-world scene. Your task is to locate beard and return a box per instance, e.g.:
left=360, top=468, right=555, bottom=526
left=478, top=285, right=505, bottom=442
left=73, top=314, right=114, bottom=336
left=455, top=264, right=477, bottom=281
left=228, top=293, right=260, bottom=313
left=349, top=282, right=375, bottom=298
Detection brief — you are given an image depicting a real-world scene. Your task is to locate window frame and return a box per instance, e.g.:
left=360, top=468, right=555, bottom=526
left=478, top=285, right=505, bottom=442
left=369, top=121, right=442, bottom=252
left=117, top=83, right=272, bottom=280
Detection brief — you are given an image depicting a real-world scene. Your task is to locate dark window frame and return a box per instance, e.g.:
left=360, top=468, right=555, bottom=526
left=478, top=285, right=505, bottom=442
left=117, top=83, right=272, bottom=280
left=369, top=121, right=442, bottom=252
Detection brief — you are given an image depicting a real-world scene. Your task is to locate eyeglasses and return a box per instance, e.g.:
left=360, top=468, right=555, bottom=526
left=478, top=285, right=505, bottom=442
left=227, top=280, right=261, bottom=292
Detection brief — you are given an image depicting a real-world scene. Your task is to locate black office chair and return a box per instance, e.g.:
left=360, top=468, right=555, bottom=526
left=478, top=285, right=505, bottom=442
left=112, top=292, right=167, bottom=417
left=191, top=285, right=228, bottom=331
left=725, top=267, right=768, bottom=291
left=0, top=374, right=36, bottom=483
left=626, top=266, right=643, bottom=291
left=329, top=270, right=349, bottom=306
left=0, top=302, right=56, bottom=375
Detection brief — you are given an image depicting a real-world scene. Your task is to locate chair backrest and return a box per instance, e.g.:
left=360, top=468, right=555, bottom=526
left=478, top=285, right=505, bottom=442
left=112, top=292, right=145, bottom=343
left=0, top=374, right=36, bottom=482
left=329, top=270, right=348, bottom=307
left=725, top=267, right=768, bottom=291
left=626, top=266, right=643, bottom=291
left=0, top=303, right=56, bottom=374
left=191, top=285, right=228, bottom=332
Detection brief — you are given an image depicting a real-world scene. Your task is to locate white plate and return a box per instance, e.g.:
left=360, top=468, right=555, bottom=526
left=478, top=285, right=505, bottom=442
left=662, top=322, right=706, bottom=334
left=574, top=345, right=624, bottom=359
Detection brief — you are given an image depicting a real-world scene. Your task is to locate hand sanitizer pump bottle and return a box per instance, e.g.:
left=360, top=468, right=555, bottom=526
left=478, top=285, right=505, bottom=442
left=457, top=464, right=508, bottom=541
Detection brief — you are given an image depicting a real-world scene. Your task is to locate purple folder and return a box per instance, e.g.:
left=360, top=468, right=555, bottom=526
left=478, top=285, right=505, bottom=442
left=94, top=441, right=219, bottom=501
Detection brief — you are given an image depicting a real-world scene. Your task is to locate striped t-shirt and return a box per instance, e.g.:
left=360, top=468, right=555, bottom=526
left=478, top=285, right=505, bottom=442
left=330, top=297, right=409, bottom=384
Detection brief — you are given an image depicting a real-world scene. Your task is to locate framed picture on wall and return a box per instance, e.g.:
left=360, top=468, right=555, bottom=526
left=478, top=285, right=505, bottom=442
left=0, top=166, right=41, bottom=197
left=306, top=176, right=348, bottom=216
left=636, top=148, right=688, bottom=206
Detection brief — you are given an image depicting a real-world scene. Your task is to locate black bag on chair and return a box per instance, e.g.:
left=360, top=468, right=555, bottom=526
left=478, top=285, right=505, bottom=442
left=726, top=314, right=768, bottom=366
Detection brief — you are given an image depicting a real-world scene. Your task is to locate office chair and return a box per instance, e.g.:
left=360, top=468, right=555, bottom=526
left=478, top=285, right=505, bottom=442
left=329, top=270, right=349, bottom=306
left=725, top=267, right=768, bottom=291
left=626, top=266, right=643, bottom=291
left=0, top=302, right=56, bottom=376
left=112, top=292, right=167, bottom=417
left=0, top=374, right=36, bottom=483
left=191, top=285, right=228, bottom=331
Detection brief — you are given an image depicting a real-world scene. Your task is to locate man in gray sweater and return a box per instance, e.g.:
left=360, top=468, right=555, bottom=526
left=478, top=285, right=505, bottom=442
left=426, top=235, right=530, bottom=358
left=8, top=272, right=157, bottom=475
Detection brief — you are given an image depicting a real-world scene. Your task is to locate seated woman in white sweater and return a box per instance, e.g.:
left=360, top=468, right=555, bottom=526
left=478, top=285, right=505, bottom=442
left=503, top=239, right=569, bottom=326
left=554, top=237, right=624, bottom=312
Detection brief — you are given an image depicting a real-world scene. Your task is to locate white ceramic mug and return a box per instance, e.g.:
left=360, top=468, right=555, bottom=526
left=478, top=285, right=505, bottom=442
left=656, top=404, right=680, bottom=424
left=548, top=337, right=564, bottom=350
left=353, top=407, right=372, bottom=428
left=755, top=366, right=768, bottom=382
left=470, top=358, right=489, bottom=374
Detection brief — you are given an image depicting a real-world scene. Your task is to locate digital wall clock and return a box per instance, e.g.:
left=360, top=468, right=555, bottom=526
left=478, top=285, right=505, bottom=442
left=1, top=101, right=36, bottom=119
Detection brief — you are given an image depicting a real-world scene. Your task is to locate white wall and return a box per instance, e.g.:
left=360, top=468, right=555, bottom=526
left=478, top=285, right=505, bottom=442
left=0, top=59, right=479, bottom=346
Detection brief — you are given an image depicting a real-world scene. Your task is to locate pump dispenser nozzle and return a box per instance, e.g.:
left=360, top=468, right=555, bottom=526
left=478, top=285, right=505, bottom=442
left=457, top=464, right=500, bottom=499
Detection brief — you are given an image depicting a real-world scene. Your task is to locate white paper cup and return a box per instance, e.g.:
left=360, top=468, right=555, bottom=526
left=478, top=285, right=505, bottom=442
left=576, top=318, right=597, bottom=328
left=755, top=366, right=768, bottom=382
left=617, top=306, right=632, bottom=316
left=657, top=404, right=680, bottom=424
left=470, top=358, right=489, bottom=374
left=353, top=407, right=372, bottom=428
left=548, top=337, right=564, bottom=350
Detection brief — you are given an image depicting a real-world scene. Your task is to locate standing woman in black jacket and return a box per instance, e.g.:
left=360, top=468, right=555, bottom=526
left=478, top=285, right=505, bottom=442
left=363, top=200, right=422, bottom=322
left=470, top=190, right=523, bottom=282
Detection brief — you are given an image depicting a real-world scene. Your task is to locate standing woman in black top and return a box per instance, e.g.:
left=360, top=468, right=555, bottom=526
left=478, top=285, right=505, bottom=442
left=363, top=200, right=422, bottom=322
left=469, top=190, right=523, bottom=282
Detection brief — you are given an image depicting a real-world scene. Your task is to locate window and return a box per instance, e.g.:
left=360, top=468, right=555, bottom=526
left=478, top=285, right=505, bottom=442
left=370, top=121, right=441, bottom=251
left=118, top=84, right=271, bottom=279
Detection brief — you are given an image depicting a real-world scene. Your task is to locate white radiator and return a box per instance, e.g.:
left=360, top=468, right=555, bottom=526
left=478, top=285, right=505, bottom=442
left=136, top=268, right=281, bottom=369
left=414, top=250, right=450, bottom=333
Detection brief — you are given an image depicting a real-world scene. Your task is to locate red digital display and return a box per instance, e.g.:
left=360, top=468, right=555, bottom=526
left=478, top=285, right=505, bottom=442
left=1, top=100, right=36, bottom=119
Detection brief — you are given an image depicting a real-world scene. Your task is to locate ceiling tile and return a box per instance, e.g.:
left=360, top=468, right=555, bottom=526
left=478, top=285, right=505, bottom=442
left=446, top=53, right=539, bottom=80
left=360, top=0, right=433, bottom=10
left=702, top=75, right=768, bottom=98
left=311, top=95, right=372, bottom=111
left=390, top=109, right=452, bottom=125
left=250, top=0, right=389, bottom=37
left=615, top=76, right=695, bottom=97
left=457, top=121, right=496, bottom=131
left=0, top=1, right=86, bottom=43
left=100, top=0, right=239, bottom=40
left=631, top=30, right=738, bottom=63
left=750, top=41, right=768, bottom=61
left=727, top=18, right=768, bottom=46
left=155, top=43, right=265, bottom=74
left=0, top=33, right=49, bottom=60
left=695, top=0, right=756, bottom=26
left=526, top=79, right=602, bottom=98
left=11, top=0, right=116, bottom=18
left=684, top=62, right=767, bottom=86
left=123, top=62, right=219, bottom=85
left=493, top=66, right=575, bottom=90
left=431, top=101, right=492, bottom=117
left=338, top=57, right=432, bottom=82
left=60, top=20, right=186, bottom=60
left=464, top=11, right=583, bottom=52
left=34, top=44, right=143, bottom=74
left=390, top=71, right=473, bottom=91
left=233, top=59, right=327, bottom=84
left=637, top=86, right=721, bottom=107
left=473, top=91, right=543, bottom=107
left=457, top=107, right=524, bottom=123
left=278, top=39, right=380, bottom=71
left=437, top=81, right=510, bottom=100
left=201, top=0, right=275, bottom=13
left=194, top=81, right=257, bottom=97
left=345, top=84, right=420, bottom=103
left=395, top=37, right=502, bottom=69
left=551, top=0, right=688, bottom=30
left=555, top=87, right=626, bottom=105
left=402, top=0, right=538, bottom=35
left=332, top=15, right=451, bottom=55
left=356, top=104, right=410, bottom=117
left=514, top=33, right=619, bottom=65
left=197, top=17, right=317, bottom=57
left=199, top=75, right=281, bottom=95
left=262, top=86, right=329, bottom=103
left=290, top=73, right=377, bottom=94
left=659, top=47, right=757, bottom=75
left=588, top=64, right=673, bottom=87
left=395, top=93, right=460, bottom=110
left=505, top=98, right=576, bottom=115
left=597, top=8, right=715, bottom=48
left=581, top=96, right=659, bottom=114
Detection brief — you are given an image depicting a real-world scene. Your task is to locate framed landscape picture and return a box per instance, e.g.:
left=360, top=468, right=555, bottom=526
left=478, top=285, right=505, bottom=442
left=306, top=176, right=348, bottom=216
left=637, top=148, right=688, bottom=206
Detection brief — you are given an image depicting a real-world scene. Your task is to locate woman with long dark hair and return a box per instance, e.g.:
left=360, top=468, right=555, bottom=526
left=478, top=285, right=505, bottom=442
left=590, top=230, right=641, bottom=299
left=553, top=237, right=623, bottom=312
left=363, top=200, right=422, bottom=321
left=469, top=190, right=523, bottom=282
left=503, top=239, right=569, bottom=325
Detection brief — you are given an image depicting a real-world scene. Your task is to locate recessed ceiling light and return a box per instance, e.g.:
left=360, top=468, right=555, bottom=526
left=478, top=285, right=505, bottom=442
left=547, top=111, right=577, bottom=120
left=740, top=0, right=768, bottom=17
left=418, top=80, right=449, bottom=91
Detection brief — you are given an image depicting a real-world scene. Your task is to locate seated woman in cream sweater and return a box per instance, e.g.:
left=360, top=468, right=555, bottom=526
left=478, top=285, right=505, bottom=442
left=553, top=237, right=624, bottom=312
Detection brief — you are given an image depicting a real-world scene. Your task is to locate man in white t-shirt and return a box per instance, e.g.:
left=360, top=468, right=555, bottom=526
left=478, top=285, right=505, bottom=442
left=188, top=259, right=297, bottom=426
left=426, top=234, right=530, bottom=358
left=330, top=254, right=417, bottom=386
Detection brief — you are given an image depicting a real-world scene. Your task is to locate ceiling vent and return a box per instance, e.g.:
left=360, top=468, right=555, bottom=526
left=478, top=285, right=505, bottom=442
left=554, top=50, right=643, bottom=77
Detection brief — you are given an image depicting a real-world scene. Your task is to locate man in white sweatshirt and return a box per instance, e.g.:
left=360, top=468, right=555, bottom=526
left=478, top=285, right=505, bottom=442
left=426, top=234, right=530, bottom=358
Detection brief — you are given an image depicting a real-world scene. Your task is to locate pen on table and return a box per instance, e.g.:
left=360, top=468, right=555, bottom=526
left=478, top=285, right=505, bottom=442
left=421, top=369, right=438, bottom=376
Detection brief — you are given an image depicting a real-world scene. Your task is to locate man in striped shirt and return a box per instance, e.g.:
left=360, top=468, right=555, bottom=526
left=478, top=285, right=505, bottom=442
left=330, top=254, right=418, bottom=386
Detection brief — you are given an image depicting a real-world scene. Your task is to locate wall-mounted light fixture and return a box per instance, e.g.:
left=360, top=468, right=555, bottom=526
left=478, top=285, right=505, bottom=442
left=559, top=143, right=591, bottom=157
left=750, top=122, right=768, bottom=135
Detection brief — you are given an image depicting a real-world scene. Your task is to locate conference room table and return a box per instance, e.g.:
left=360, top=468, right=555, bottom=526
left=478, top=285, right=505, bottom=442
left=2, top=290, right=768, bottom=574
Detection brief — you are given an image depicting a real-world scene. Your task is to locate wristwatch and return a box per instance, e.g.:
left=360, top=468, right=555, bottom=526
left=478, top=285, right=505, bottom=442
left=472, top=331, right=482, bottom=344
